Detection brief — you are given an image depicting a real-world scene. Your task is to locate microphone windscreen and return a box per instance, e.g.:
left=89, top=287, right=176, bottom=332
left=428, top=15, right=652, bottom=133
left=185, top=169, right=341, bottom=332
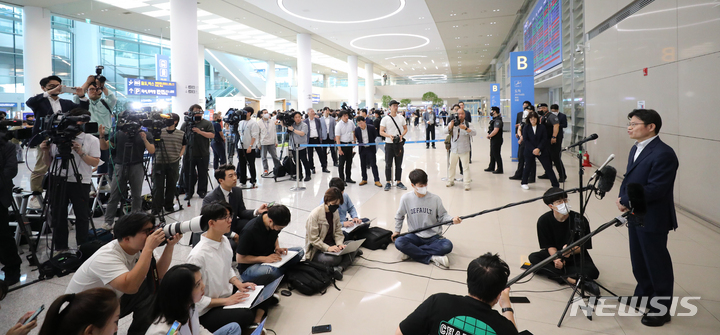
left=597, top=166, right=617, bottom=193
left=627, top=183, right=647, bottom=215
left=589, top=133, right=599, bottom=140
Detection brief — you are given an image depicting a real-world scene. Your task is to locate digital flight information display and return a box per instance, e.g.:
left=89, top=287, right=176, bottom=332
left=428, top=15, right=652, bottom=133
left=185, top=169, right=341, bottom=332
left=523, top=0, right=562, bottom=76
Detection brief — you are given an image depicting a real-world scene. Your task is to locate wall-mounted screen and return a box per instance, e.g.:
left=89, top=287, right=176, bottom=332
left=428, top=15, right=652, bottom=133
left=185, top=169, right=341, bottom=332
left=523, top=0, right=562, bottom=76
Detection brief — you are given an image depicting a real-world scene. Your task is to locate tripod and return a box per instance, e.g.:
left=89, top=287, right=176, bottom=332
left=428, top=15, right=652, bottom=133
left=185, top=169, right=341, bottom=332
left=181, top=121, right=215, bottom=206
left=150, top=135, right=184, bottom=223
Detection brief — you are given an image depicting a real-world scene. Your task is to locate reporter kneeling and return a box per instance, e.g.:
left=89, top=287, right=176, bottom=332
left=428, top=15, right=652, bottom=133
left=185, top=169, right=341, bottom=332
left=38, top=287, right=120, bottom=335
left=305, top=187, right=359, bottom=279
left=146, top=264, right=241, bottom=335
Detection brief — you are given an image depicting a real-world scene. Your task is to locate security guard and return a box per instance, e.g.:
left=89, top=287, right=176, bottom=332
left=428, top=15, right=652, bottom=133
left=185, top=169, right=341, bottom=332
left=484, top=106, right=503, bottom=174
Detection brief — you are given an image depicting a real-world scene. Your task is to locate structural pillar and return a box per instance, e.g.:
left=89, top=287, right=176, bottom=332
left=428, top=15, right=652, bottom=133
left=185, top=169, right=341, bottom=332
left=22, top=7, right=52, bottom=103
left=170, top=0, right=199, bottom=117
left=347, top=55, right=358, bottom=108
left=198, top=44, right=206, bottom=105
left=365, top=62, right=374, bottom=109
left=297, top=34, right=312, bottom=113
left=73, top=21, right=100, bottom=87
left=265, top=60, right=276, bottom=110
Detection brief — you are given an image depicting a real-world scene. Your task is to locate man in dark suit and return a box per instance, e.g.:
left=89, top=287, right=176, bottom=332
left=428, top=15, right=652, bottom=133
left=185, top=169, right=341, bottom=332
left=304, top=108, right=329, bottom=173
left=0, top=134, right=21, bottom=285
left=617, top=109, right=678, bottom=327
left=25, top=75, right=90, bottom=206
left=354, top=116, right=381, bottom=187
left=320, top=107, right=338, bottom=167
left=204, top=164, right=268, bottom=235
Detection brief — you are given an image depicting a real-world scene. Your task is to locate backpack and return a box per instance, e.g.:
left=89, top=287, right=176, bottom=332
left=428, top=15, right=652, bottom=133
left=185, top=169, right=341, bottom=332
left=283, top=156, right=296, bottom=175
left=358, top=227, right=393, bottom=250
left=285, top=261, right=339, bottom=296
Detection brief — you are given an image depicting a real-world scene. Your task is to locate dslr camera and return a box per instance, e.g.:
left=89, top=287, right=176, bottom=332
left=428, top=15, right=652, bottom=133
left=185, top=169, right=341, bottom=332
left=95, top=66, right=106, bottom=83
left=156, top=215, right=209, bottom=244
left=448, top=114, right=462, bottom=127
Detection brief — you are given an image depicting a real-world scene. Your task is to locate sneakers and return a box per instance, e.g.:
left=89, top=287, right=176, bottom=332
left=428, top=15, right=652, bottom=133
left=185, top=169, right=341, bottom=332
left=261, top=171, right=270, bottom=177
left=28, top=196, right=42, bottom=209
left=359, top=180, right=367, bottom=186
left=332, top=266, right=344, bottom=281
left=401, top=253, right=410, bottom=261
left=374, top=181, right=383, bottom=187
left=396, top=182, right=407, bottom=190
left=446, top=181, right=455, bottom=187
left=384, top=183, right=391, bottom=191
left=431, top=255, right=449, bottom=269
left=521, top=184, right=530, bottom=190
left=464, top=185, right=471, bottom=191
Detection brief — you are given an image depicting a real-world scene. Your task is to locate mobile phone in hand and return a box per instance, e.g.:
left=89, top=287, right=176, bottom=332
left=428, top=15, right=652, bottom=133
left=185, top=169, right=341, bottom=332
left=311, top=324, right=331, bottom=333
left=60, top=86, right=76, bottom=94
left=24, top=305, right=44, bottom=325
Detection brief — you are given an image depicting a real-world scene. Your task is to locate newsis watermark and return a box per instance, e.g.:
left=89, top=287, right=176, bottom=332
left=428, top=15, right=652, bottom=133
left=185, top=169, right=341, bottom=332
left=570, top=296, right=701, bottom=317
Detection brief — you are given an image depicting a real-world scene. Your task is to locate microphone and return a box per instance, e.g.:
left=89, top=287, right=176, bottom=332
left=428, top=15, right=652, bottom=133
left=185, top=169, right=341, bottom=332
left=627, top=183, right=647, bottom=216
left=595, top=166, right=617, bottom=198
left=590, top=154, right=615, bottom=182
left=563, top=133, right=598, bottom=151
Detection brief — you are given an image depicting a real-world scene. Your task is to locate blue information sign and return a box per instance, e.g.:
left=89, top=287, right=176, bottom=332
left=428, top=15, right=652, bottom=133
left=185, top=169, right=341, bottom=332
left=489, top=84, right=500, bottom=109
left=311, top=93, right=320, bottom=104
left=509, top=51, right=535, bottom=161
left=126, top=78, right=177, bottom=96
left=155, top=54, right=170, bottom=82
left=0, top=102, right=18, bottom=107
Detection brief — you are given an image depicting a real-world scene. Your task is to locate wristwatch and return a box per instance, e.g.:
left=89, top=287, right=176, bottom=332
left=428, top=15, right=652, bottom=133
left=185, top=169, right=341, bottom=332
left=552, top=136, right=557, bottom=139
left=502, top=307, right=514, bottom=313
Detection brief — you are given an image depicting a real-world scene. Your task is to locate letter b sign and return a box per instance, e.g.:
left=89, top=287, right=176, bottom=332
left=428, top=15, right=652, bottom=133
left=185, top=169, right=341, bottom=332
left=492, top=85, right=498, bottom=92
left=517, top=56, right=528, bottom=70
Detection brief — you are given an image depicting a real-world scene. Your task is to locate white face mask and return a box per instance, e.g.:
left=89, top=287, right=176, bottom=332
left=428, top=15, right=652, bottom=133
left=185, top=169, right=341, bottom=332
left=263, top=113, right=269, bottom=120
left=555, top=202, right=569, bottom=215
left=415, top=186, right=428, bottom=195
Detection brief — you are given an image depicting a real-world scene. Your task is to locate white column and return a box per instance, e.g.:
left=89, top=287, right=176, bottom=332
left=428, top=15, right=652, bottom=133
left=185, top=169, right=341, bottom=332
left=22, top=7, right=52, bottom=102
left=170, top=0, right=199, bottom=116
left=347, top=55, right=358, bottom=108
left=265, top=60, right=276, bottom=110
left=297, top=34, right=312, bottom=113
left=73, top=21, right=100, bottom=87
left=365, top=62, right=374, bottom=109
left=198, top=44, right=206, bottom=105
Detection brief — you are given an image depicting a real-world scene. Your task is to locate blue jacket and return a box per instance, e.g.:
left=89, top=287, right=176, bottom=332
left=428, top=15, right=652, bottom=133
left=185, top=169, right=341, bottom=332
left=339, top=192, right=358, bottom=220
left=618, top=137, right=678, bottom=232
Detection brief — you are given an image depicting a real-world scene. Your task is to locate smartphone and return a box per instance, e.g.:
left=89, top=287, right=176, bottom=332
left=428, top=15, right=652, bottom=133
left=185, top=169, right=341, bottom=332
left=267, top=201, right=275, bottom=208
left=60, top=86, right=76, bottom=94
left=24, top=305, right=44, bottom=325
left=166, top=321, right=181, bottom=335
left=311, top=324, right=331, bottom=334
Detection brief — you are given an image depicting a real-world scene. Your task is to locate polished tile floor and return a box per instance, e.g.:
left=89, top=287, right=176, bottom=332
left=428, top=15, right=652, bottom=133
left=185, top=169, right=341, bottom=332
left=2, top=124, right=720, bottom=334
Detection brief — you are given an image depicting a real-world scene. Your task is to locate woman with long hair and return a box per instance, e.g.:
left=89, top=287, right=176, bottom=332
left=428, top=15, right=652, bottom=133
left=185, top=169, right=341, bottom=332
left=38, top=287, right=119, bottom=335
left=146, top=264, right=241, bottom=335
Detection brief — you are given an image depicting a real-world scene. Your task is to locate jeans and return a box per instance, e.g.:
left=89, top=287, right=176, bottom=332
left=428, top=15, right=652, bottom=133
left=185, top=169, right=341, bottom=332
left=213, top=322, right=241, bottom=335
left=212, top=140, right=227, bottom=170
left=152, top=161, right=179, bottom=213
left=384, top=142, right=403, bottom=182
left=105, top=163, right=145, bottom=225
left=240, top=247, right=304, bottom=282
left=260, top=144, right=281, bottom=172
left=237, top=148, right=257, bottom=184
left=394, top=234, right=453, bottom=264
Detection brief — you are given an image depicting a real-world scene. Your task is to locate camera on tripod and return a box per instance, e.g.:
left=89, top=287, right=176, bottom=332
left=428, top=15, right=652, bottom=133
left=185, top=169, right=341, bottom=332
left=37, top=113, right=98, bottom=152
left=341, top=102, right=356, bottom=118
left=141, top=112, right=175, bottom=138
left=116, top=110, right=148, bottom=137
left=277, top=111, right=295, bottom=127
left=223, top=108, right=243, bottom=126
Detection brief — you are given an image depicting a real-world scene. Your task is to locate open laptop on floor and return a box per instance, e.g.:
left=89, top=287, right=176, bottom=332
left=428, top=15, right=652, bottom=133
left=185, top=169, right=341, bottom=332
left=323, top=238, right=365, bottom=256
left=223, top=275, right=283, bottom=310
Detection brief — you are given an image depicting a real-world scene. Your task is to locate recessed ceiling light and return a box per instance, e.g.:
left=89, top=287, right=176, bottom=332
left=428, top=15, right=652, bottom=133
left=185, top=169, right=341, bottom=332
left=417, top=60, right=421, bottom=64
left=485, top=43, right=490, bottom=46
left=411, top=67, right=415, bottom=70
left=419, top=17, right=424, bottom=19
left=431, top=59, right=434, bottom=63
left=390, top=62, right=395, bottom=65
left=404, top=61, right=408, bottom=65
left=490, top=22, right=497, bottom=24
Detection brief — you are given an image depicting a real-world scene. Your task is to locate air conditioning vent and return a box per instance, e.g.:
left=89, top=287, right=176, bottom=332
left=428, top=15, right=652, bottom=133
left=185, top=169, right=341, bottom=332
left=587, top=0, right=656, bottom=40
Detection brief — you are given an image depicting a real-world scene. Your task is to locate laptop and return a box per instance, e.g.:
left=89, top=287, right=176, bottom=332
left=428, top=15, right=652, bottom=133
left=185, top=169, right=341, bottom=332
left=250, top=275, right=283, bottom=309
left=323, top=238, right=366, bottom=256
left=250, top=317, right=267, bottom=335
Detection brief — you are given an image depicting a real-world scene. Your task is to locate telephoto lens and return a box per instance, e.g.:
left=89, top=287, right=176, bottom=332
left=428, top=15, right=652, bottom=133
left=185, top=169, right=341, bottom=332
left=161, top=215, right=209, bottom=239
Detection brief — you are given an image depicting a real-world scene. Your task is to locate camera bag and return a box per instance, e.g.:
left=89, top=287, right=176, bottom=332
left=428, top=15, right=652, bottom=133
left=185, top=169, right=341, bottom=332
left=358, top=226, right=393, bottom=250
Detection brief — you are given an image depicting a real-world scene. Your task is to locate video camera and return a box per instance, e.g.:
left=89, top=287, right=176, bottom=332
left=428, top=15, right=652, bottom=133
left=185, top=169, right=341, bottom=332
left=37, top=113, right=98, bottom=153
left=223, top=108, right=243, bottom=126
left=0, top=120, right=32, bottom=142
left=142, top=112, right=175, bottom=138
left=116, top=110, right=148, bottom=136
left=277, top=111, right=295, bottom=127
left=341, top=102, right=356, bottom=118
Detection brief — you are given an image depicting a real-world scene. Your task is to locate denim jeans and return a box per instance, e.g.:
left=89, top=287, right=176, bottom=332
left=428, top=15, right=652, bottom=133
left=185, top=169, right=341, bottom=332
left=240, top=247, right=304, bottom=282
left=213, top=322, right=241, bottom=335
left=394, top=234, right=453, bottom=264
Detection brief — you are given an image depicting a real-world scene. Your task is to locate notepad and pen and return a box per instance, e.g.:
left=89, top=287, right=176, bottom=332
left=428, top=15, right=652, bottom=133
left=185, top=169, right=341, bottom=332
left=260, top=250, right=299, bottom=267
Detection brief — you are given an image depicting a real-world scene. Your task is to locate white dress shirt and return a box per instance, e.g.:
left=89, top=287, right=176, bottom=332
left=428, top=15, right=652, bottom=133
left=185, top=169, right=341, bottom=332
left=308, top=118, right=318, bottom=138
left=633, top=135, right=658, bottom=162
left=360, top=127, right=369, bottom=146
left=335, top=120, right=355, bottom=142
left=44, top=92, right=63, bottom=113
left=186, top=235, right=238, bottom=316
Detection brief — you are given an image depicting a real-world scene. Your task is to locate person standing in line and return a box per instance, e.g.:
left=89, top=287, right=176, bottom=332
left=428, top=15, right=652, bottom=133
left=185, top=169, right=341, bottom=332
left=304, top=108, right=330, bottom=174
left=287, top=112, right=312, bottom=181
left=258, top=109, right=281, bottom=177
left=335, top=110, right=356, bottom=184
left=423, top=108, right=437, bottom=149
left=354, top=116, right=381, bottom=187
left=484, top=106, right=504, bottom=174
left=236, top=107, right=259, bottom=188
left=211, top=113, right=227, bottom=170
left=379, top=100, right=408, bottom=191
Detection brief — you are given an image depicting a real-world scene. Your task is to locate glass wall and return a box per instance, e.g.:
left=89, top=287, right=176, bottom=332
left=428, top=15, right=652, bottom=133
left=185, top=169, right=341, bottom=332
left=0, top=4, right=22, bottom=93
left=51, top=16, right=73, bottom=84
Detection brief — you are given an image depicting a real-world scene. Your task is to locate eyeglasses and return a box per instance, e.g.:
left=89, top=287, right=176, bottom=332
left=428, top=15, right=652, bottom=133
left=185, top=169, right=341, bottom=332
left=141, top=227, right=155, bottom=236
left=627, top=122, right=645, bottom=128
left=219, top=215, right=232, bottom=221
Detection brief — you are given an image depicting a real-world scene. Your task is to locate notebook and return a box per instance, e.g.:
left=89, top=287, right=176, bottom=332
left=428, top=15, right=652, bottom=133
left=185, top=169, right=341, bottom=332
left=261, top=250, right=299, bottom=267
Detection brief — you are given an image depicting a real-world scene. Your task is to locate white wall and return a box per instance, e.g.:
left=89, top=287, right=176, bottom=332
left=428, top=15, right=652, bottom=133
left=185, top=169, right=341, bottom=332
left=584, top=0, right=720, bottom=224
left=377, top=81, right=490, bottom=101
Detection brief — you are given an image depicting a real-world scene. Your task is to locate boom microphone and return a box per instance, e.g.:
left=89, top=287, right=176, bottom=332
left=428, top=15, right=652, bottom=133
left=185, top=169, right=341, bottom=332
left=595, top=166, right=617, bottom=198
left=563, top=133, right=598, bottom=151
left=627, top=183, right=647, bottom=216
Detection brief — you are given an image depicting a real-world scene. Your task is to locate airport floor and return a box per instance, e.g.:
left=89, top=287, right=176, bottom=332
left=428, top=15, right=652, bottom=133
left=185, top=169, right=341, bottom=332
left=2, top=124, right=720, bottom=335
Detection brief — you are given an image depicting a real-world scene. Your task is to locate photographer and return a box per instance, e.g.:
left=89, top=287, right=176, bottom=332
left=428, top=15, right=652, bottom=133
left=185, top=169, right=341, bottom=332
left=152, top=113, right=185, bottom=215
left=181, top=104, right=215, bottom=199
left=212, top=113, right=226, bottom=170
left=0, top=131, right=21, bottom=286
left=65, top=212, right=180, bottom=335
left=75, top=75, right=117, bottom=186
left=287, top=112, right=312, bottom=181
left=258, top=109, right=280, bottom=177
left=379, top=100, right=408, bottom=191
left=99, top=113, right=155, bottom=229
left=26, top=75, right=89, bottom=209
left=446, top=105, right=476, bottom=191
left=40, top=108, right=100, bottom=252
left=237, top=107, right=259, bottom=188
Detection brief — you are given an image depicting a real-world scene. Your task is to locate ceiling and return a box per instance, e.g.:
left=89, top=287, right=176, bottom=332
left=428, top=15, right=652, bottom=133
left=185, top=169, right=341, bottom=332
left=4, top=0, right=525, bottom=81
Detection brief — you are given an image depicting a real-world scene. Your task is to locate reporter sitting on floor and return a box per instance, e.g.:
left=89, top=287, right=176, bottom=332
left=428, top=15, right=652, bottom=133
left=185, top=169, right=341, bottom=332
left=397, top=253, right=518, bottom=335
left=65, top=212, right=181, bottom=335
left=235, top=204, right=304, bottom=283
left=187, top=202, right=277, bottom=333
left=305, top=187, right=361, bottom=280
left=527, top=187, right=600, bottom=294
left=146, top=264, right=242, bottom=335
left=38, top=287, right=120, bottom=335
left=391, top=169, right=462, bottom=269
left=328, top=177, right=363, bottom=238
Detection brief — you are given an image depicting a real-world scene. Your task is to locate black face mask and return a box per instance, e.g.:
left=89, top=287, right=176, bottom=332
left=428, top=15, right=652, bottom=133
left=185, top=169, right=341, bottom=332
left=328, top=204, right=339, bottom=213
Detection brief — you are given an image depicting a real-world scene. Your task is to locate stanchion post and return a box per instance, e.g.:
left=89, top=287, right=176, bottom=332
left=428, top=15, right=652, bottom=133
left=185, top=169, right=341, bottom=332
left=290, top=143, right=305, bottom=191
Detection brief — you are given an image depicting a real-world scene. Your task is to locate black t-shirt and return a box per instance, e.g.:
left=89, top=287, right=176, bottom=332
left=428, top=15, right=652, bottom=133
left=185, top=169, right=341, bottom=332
left=110, top=130, right=152, bottom=165
left=212, top=121, right=224, bottom=143
left=236, top=215, right=279, bottom=272
left=373, top=117, right=382, bottom=132
left=181, top=119, right=214, bottom=157
left=537, top=211, right=592, bottom=254
left=399, top=293, right=518, bottom=335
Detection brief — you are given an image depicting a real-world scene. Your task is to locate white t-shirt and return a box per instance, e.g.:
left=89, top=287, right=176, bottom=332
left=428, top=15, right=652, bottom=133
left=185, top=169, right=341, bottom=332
left=335, top=120, right=355, bottom=142
left=186, top=235, right=238, bottom=316
left=51, top=132, right=101, bottom=184
left=65, top=240, right=140, bottom=297
left=380, top=114, right=407, bottom=143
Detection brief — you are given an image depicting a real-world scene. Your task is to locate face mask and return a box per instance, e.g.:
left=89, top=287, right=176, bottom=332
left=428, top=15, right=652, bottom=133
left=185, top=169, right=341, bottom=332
left=555, top=202, right=569, bottom=215
left=263, top=113, right=269, bottom=120
left=328, top=204, right=339, bottom=213
left=415, top=186, right=428, bottom=195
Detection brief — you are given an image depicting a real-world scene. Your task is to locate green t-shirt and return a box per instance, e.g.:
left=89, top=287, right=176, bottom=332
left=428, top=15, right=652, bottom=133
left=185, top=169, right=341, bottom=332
left=181, top=119, right=214, bottom=157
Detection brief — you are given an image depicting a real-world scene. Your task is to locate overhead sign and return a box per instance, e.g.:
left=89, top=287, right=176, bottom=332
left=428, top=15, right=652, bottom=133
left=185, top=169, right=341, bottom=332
left=509, top=51, right=535, bottom=161
left=155, top=54, right=170, bottom=82
left=126, top=78, right=177, bottom=96
left=489, top=83, right=500, bottom=109
left=311, top=93, right=320, bottom=104
left=0, top=102, right=18, bottom=107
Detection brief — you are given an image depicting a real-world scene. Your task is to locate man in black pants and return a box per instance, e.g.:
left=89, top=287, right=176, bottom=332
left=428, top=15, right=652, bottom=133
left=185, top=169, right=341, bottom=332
left=211, top=113, right=226, bottom=170
left=0, top=133, right=21, bottom=285
left=181, top=104, right=215, bottom=199
left=335, top=110, right=356, bottom=184
left=540, top=104, right=567, bottom=182
left=320, top=107, right=338, bottom=167
left=509, top=103, right=535, bottom=182
left=484, top=106, right=503, bottom=174
left=423, top=108, right=436, bottom=149
left=354, top=116, right=381, bottom=186
left=528, top=187, right=600, bottom=295
left=152, top=113, right=185, bottom=215
left=304, top=108, right=330, bottom=173
left=379, top=100, right=408, bottom=191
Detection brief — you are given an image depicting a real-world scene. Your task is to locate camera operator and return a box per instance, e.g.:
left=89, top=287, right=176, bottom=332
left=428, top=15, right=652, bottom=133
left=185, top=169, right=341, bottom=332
left=237, top=107, right=259, bottom=188
left=379, top=100, right=408, bottom=191
left=181, top=104, right=215, bottom=200
left=447, top=105, right=477, bottom=191
left=152, top=113, right=185, bottom=215
left=39, top=108, right=100, bottom=252
left=75, top=75, right=117, bottom=187
left=26, top=75, right=89, bottom=209
left=0, top=129, right=21, bottom=285
left=211, top=113, right=226, bottom=170
left=320, top=107, right=338, bottom=167
left=258, top=109, right=281, bottom=177
left=99, top=113, right=155, bottom=229
left=287, top=112, right=312, bottom=181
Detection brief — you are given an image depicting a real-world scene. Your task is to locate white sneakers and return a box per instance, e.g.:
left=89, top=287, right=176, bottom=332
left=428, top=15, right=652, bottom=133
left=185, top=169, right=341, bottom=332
left=28, top=196, right=41, bottom=209
left=464, top=185, right=471, bottom=191
left=401, top=253, right=410, bottom=261
left=431, top=255, right=449, bottom=269
left=446, top=181, right=455, bottom=187
left=521, top=184, right=530, bottom=190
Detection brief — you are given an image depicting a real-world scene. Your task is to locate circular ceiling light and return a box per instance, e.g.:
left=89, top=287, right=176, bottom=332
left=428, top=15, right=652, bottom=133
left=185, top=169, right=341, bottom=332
left=408, top=74, right=447, bottom=81
left=278, top=0, right=405, bottom=24
left=350, top=34, right=429, bottom=52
